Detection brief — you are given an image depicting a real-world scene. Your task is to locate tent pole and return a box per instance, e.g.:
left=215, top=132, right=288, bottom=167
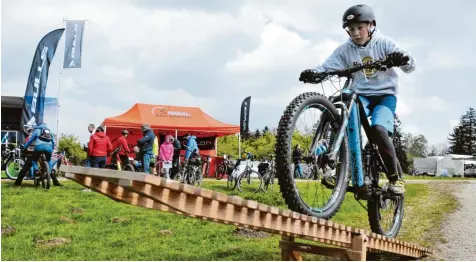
left=104, top=126, right=107, bottom=134
left=215, top=137, right=218, bottom=156
left=175, top=129, right=178, bottom=139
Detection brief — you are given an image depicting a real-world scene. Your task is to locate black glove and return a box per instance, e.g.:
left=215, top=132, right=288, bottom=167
left=299, top=69, right=325, bottom=83
left=387, top=52, right=409, bottom=67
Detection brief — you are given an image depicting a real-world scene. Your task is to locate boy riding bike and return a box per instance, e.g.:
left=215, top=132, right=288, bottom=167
left=299, top=4, right=415, bottom=195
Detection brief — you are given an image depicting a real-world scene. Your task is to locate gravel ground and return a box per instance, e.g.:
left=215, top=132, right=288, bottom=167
left=435, top=183, right=476, bottom=261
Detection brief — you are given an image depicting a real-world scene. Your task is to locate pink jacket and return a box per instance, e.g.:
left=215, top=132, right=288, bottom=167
left=159, top=141, right=174, bottom=161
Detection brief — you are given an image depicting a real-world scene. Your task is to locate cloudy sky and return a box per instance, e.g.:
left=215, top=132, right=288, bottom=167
left=2, top=0, right=475, bottom=145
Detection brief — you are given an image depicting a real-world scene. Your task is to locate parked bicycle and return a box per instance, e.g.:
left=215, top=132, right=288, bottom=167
left=216, top=155, right=235, bottom=180
left=107, top=147, right=135, bottom=172
left=276, top=56, right=406, bottom=238
left=179, top=149, right=203, bottom=187
left=228, top=152, right=264, bottom=193
left=259, top=154, right=276, bottom=190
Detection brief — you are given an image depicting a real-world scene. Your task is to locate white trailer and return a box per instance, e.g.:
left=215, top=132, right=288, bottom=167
left=413, top=157, right=443, bottom=176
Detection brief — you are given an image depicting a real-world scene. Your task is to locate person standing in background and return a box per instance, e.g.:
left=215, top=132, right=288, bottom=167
left=159, top=135, right=174, bottom=179
left=88, top=126, right=112, bottom=168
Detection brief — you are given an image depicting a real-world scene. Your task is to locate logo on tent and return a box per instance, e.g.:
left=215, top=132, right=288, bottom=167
left=152, top=107, right=192, bottom=118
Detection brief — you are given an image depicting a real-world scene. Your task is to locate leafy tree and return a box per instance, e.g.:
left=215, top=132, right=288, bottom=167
left=217, top=135, right=239, bottom=159
left=262, top=126, right=270, bottom=135
left=57, top=133, right=87, bottom=165
left=403, top=133, right=428, bottom=169
left=393, top=115, right=409, bottom=173
left=253, top=129, right=262, bottom=139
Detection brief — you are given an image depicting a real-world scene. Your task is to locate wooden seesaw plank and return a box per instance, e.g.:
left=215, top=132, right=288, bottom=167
left=61, top=165, right=432, bottom=260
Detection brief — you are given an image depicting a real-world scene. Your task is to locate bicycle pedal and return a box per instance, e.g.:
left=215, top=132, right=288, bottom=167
left=352, top=186, right=371, bottom=200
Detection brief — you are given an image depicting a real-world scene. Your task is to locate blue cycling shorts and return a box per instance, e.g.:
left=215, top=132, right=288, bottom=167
left=359, top=95, right=397, bottom=134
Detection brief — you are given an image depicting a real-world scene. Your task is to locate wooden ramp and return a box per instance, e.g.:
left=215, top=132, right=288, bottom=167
left=60, top=165, right=432, bottom=261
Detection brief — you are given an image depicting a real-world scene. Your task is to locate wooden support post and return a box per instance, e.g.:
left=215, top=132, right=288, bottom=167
left=347, top=232, right=368, bottom=261
left=281, top=236, right=303, bottom=261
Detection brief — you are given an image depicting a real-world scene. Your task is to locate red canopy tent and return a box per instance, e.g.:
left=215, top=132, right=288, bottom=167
left=102, top=103, right=239, bottom=136
left=101, top=103, right=239, bottom=176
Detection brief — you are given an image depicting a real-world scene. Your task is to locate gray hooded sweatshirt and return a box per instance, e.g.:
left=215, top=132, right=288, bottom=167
left=312, top=29, right=416, bottom=96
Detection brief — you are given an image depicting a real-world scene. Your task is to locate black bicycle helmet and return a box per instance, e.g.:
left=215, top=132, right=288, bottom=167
left=342, top=4, right=376, bottom=28
left=96, top=126, right=105, bottom=132
left=122, top=129, right=129, bottom=135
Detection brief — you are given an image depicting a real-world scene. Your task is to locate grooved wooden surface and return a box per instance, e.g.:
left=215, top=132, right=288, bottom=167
left=61, top=165, right=432, bottom=259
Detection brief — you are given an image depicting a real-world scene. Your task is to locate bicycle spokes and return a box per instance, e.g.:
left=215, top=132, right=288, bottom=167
left=379, top=196, right=401, bottom=234
left=292, top=104, right=341, bottom=212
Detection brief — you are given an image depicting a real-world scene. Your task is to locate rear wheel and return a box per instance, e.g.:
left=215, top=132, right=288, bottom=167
left=216, top=164, right=225, bottom=180
left=227, top=171, right=238, bottom=190
left=40, top=159, right=51, bottom=189
left=276, top=92, right=349, bottom=219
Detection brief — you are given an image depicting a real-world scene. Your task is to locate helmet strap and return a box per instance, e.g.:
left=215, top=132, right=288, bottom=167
left=360, top=26, right=375, bottom=47
left=347, top=24, right=375, bottom=47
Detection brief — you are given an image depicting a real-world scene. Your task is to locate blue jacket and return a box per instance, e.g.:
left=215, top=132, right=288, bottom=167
left=185, top=136, right=199, bottom=159
left=137, top=130, right=155, bottom=154
left=23, top=123, right=55, bottom=152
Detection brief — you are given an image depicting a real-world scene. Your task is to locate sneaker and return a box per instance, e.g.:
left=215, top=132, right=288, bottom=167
left=321, top=176, right=336, bottom=189
left=54, top=183, right=64, bottom=187
left=387, top=179, right=405, bottom=195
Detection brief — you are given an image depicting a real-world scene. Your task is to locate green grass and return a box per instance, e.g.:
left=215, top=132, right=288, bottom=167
left=1, top=179, right=458, bottom=261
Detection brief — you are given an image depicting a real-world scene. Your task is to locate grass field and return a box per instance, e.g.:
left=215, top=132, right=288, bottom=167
left=1, top=177, right=459, bottom=261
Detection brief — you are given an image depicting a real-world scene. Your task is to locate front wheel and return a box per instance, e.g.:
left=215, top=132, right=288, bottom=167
left=275, top=92, right=349, bottom=219
left=194, top=167, right=203, bottom=187
left=5, top=157, right=24, bottom=180
left=237, top=170, right=263, bottom=193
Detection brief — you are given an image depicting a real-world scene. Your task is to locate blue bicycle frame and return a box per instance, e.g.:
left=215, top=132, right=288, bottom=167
left=320, top=77, right=387, bottom=188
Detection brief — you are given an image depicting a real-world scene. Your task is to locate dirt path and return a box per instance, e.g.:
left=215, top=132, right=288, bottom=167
left=435, top=183, right=476, bottom=260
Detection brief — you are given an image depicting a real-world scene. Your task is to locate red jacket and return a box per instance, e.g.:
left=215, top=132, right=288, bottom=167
left=114, top=136, right=130, bottom=156
left=88, top=132, right=113, bottom=157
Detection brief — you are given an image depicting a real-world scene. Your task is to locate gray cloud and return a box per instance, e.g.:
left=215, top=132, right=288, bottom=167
left=1, top=0, right=475, bottom=145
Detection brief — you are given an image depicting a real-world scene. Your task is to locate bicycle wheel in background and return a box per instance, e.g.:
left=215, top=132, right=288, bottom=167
left=237, top=170, right=263, bottom=193
left=38, top=159, right=51, bottom=190
left=5, top=157, right=24, bottom=180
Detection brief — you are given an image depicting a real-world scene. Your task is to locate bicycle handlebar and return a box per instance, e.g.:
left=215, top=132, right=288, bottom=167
left=304, top=55, right=409, bottom=84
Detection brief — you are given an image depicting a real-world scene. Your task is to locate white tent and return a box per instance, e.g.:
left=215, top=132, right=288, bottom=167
left=413, top=156, right=444, bottom=176
left=436, top=154, right=475, bottom=177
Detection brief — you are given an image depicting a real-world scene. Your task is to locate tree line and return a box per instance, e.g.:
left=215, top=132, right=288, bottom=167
left=57, top=108, right=475, bottom=172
